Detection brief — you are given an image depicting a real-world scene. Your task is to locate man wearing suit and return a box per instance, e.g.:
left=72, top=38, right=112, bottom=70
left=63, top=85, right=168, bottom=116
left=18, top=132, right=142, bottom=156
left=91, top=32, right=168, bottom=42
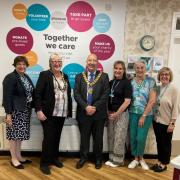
left=74, top=53, right=110, bottom=169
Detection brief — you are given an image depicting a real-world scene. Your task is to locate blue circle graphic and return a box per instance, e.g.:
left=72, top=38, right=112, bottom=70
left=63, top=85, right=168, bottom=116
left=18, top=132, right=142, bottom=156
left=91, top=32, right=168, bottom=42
left=26, top=4, right=50, bottom=31
left=62, top=63, right=84, bottom=89
left=93, top=13, right=111, bottom=33
left=26, top=64, right=44, bottom=86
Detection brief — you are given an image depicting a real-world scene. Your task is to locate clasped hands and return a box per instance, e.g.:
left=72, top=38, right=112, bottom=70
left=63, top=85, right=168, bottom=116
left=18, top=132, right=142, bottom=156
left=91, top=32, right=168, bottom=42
left=85, top=105, right=96, bottom=116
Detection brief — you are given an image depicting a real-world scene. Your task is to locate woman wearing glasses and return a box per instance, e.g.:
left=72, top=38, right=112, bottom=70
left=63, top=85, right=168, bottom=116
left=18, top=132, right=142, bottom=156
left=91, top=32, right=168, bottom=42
left=35, top=53, right=72, bottom=175
left=151, top=67, right=179, bottom=172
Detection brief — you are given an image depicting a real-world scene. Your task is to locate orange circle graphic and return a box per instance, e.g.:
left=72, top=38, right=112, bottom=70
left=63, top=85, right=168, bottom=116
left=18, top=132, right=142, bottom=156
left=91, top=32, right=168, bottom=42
left=23, top=51, right=38, bottom=67
left=12, top=3, right=27, bottom=20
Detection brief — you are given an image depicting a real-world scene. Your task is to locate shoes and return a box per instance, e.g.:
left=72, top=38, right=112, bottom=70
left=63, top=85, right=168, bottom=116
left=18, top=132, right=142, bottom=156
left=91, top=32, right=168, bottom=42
left=40, top=166, right=51, bottom=175
left=53, top=159, right=63, bottom=168
left=150, top=164, right=159, bottom=170
left=20, top=159, right=32, bottom=164
left=105, top=160, right=123, bottom=167
left=105, top=160, right=113, bottom=166
left=139, top=159, right=149, bottom=170
left=128, top=160, right=139, bottom=169
left=76, top=159, right=86, bottom=169
left=95, top=160, right=102, bottom=169
left=109, top=162, right=119, bottom=168
left=10, top=162, right=24, bottom=169
left=154, top=165, right=167, bottom=172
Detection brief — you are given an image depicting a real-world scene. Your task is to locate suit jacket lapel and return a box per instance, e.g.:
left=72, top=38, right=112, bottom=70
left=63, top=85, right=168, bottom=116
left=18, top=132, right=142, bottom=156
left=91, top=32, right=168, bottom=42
left=14, top=70, right=27, bottom=95
left=48, top=70, right=54, bottom=91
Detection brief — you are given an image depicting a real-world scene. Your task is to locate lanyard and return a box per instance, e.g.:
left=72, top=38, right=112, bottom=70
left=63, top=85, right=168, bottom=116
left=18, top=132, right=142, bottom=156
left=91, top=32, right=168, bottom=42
left=110, top=80, right=120, bottom=97
left=157, top=85, right=169, bottom=105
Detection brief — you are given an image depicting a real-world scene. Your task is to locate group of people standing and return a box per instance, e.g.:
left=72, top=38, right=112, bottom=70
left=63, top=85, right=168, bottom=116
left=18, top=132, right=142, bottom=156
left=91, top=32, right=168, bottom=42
left=2, top=53, right=179, bottom=175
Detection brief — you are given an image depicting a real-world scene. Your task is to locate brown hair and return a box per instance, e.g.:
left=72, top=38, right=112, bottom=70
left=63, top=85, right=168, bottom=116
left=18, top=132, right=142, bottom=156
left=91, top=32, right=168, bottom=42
left=113, top=60, right=127, bottom=79
left=157, top=67, right=173, bottom=82
left=12, top=56, right=29, bottom=67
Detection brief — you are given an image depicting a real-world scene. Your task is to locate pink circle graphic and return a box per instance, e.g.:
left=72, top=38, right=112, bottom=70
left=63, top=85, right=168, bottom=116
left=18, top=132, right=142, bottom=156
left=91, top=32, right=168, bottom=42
left=6, top=27, right=33, bottom=54
left=66, top=1, right=95, bottom=32
left=97, top=62, right=103, bottom=71
left=89, top=34, right=115, bottom=60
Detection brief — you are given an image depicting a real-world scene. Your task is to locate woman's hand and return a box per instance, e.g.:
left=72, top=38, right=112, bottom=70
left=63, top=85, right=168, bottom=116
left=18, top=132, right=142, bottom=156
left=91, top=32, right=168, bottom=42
left=167, top=124, right=175, bottom=133
left=37, top=111, right=47, bottom=121
left=5, top=114, right=12, bottom=127
left=109, top=112, right=118, bottom=121
left=138, top=116, right=145, bottom=127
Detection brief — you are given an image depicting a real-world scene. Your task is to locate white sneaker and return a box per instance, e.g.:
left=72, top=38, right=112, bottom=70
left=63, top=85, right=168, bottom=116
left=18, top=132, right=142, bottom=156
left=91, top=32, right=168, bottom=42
left=139, top=159, right=149, bottom=170
left=128, top=160, right=139, bottom=169
left=105, top=161, right=112, bottom=166
left=109, top=162, right=119, bottom=168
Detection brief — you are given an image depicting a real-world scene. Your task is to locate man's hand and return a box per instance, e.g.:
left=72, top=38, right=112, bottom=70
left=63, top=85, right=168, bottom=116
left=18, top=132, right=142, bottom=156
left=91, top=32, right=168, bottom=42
left=85, top=106, right=96, bottom=116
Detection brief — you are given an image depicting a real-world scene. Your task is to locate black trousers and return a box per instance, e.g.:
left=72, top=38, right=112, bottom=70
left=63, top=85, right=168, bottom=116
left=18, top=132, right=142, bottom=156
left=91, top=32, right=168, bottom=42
left=153, top=121, right=173, bottom=165
left=78, top=116, right=105, bottom=161
left=40, top=116, right=65, bottom=166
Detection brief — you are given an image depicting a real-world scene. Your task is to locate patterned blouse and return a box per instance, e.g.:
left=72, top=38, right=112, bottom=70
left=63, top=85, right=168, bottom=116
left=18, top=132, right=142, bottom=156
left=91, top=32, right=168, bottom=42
left=19, top=75, right=33, bottom=107
left=129, top=76, right=156, bottom=115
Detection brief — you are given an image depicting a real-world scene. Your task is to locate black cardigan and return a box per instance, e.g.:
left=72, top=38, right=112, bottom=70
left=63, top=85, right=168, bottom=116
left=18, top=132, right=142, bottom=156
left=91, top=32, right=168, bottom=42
left=35, top=70, right=72, bottom=118
left=2, top=70, right=34, bottom=114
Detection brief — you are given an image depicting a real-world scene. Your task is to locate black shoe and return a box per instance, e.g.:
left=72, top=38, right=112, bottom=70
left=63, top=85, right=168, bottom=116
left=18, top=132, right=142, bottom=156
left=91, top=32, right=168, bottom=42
left=76, top=159, right=86, bottom=169
left=154, top=165, right=167, bottom=172
left=95, top=160, right=102, bottom=169
left=10, top=162, right=24, bottom=169
left=53, top=159, right=63, bottom=168
left=150, top=164, right=158, bottom=170
left=40, top=166, right=51, bottom=175
left=20, top=159, right=32, bottom=164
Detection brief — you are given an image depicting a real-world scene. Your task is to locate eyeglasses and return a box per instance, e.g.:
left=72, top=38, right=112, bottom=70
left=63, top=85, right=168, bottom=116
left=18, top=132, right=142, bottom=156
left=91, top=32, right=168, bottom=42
left=51, top=60, right=62, bottom=64
left=160, top=73, right=170, bottom=76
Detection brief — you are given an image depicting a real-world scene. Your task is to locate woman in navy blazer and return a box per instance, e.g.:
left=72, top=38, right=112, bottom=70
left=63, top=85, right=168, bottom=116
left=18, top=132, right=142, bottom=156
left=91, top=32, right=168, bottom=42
left=35, top=53, right=72, bottom=175
left=2, top=56, right=34, bottom=169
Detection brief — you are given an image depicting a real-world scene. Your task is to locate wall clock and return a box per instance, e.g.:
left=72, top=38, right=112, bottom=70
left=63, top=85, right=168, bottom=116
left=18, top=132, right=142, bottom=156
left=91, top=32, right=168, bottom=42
left=140, top=35, right=155, bottom=51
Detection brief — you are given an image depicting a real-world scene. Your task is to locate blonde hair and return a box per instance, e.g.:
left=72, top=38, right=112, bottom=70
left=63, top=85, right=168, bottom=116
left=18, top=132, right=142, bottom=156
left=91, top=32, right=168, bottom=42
left=134, top=60, right=147, bottom=70
left=157, top=67, right=173, bottom=82
left=49, top=53, right=62, bottom=68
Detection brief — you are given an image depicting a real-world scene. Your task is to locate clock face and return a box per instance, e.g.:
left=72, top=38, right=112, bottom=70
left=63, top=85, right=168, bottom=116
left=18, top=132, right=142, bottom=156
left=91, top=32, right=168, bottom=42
left=140, top=35, right=155, bottom=51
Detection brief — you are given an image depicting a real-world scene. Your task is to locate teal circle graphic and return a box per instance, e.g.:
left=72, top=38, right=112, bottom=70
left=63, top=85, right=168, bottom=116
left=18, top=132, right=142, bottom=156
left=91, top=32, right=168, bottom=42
left=62, top=63, right=84, bottom=89
left=26, top=4, right=50, bottom=31
left=26, top=64, right=44, bottom=86
left=93, top=13, right=111, bottom=33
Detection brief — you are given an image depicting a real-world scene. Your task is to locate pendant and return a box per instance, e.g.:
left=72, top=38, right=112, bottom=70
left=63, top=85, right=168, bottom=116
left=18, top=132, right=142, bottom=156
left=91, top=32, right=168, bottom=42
left=88, top=88, right=93, bottom=94
left=109, top=93, right=114, bottom=97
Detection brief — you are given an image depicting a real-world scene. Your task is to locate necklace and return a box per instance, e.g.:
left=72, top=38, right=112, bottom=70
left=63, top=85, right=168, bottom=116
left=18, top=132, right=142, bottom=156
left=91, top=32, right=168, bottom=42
left=135, top=78, right=145, bottom=89
left=82, top=72, right=102, bottom=87
left=50, top=70, right=67, bottom=92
